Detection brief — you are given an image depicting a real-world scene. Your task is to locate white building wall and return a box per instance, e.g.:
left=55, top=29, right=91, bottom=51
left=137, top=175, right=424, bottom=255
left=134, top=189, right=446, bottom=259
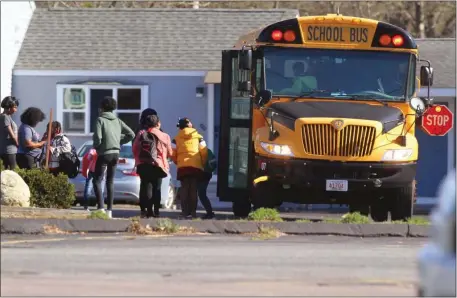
left=1, top=1, right=35, bottom=108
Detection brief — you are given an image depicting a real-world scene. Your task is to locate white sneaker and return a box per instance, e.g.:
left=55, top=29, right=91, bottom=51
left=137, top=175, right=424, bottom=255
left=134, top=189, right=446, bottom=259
left=106, top=210, right=112, bottom=219
left=97, top=208, right=105, bottom=213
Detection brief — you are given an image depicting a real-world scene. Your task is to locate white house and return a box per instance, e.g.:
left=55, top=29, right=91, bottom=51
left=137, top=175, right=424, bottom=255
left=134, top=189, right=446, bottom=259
left=1, top=1, right=35, bottom=109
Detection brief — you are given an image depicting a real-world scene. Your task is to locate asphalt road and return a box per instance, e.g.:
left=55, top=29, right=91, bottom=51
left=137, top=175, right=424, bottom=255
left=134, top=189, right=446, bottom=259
left=1, top=234, right=425, bottom=296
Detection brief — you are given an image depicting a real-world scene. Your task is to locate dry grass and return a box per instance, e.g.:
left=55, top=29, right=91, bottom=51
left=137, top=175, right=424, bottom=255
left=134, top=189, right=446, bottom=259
left=251, top=225, right=284, bottom=240
left=127, top=218, right=200, bottom=236
left=42, top=224, right=85, bottom=235
left=1, top=210, right=89, bottom=220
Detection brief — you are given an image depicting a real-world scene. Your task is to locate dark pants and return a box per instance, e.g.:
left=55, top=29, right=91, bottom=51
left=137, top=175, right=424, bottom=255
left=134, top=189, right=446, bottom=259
left=179, top=175, right=199, bottom=217
left=16, top=154, right=36, bottom=169
left=93, top=153, right=119, bottom=211
left=1, top=154, right=17, bottom=170
left=197, top=173, right=213, bottom=215
left=137, top=164, right=163, bottom=216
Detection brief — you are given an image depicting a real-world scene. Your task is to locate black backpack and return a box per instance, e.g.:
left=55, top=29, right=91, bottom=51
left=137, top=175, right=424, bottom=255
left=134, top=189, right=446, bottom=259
left=56, top=135, right=80, bottom=178
left=138, top=130, right=159, bottom=164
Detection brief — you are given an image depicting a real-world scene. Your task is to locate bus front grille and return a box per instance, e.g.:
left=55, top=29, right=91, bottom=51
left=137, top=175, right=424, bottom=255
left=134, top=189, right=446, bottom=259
left=302, top=124, right=376, bottom=157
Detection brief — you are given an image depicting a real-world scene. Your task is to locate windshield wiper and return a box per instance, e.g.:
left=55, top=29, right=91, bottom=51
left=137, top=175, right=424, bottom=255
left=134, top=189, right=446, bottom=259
left=339, top=94, right=389, bottom=107
left=291, top=90, right=330, bottom=100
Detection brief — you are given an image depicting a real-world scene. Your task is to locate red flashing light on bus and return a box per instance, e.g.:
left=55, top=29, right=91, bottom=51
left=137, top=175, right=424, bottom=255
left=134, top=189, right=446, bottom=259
left=379, top=34, right=391, bottom=46
left=392, top=35, right=404, bottom=47
left=271, top=30, right=283, bottom=41
left=284, top=30, right=296, bottom=42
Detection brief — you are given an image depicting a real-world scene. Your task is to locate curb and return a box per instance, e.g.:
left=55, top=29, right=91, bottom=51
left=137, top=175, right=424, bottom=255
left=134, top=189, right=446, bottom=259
left=0, top=218, right=430, bottom=237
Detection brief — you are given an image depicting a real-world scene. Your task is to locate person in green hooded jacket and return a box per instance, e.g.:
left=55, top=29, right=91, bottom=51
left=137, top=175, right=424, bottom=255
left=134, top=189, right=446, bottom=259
left=92, top=96, right=135, bottom=218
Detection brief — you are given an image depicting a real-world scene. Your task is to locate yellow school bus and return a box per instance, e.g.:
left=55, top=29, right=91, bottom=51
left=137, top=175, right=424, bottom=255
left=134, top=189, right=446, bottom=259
left=217, top=14, right=438, bottom=221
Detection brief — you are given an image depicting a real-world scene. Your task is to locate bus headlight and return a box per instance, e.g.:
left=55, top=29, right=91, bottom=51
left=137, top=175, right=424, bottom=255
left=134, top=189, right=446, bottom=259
left=260, top=142, right=294, bottom=156
left=382, top=149, right=413, bottom=161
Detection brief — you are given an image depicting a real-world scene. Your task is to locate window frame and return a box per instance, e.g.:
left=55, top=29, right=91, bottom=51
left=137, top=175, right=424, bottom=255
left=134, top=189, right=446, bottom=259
left=56, top=84, right=149, bottom=136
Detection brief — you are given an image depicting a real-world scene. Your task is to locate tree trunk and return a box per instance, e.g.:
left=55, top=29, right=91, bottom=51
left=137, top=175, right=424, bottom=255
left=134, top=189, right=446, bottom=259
left=415, top=1, right=426, bottom=38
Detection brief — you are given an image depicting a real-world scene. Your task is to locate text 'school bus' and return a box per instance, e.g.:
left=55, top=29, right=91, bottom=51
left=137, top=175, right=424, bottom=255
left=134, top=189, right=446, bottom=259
left=216, top=14, right=453, bottom=221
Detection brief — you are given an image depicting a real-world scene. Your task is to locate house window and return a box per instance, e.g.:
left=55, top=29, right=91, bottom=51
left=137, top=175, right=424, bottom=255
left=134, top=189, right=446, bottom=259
left=56, top=84, right=148, bottom=135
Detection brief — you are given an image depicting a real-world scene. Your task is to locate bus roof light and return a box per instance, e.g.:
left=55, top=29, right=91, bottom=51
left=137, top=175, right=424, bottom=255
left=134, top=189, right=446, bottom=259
left=271, top=30, right=283, bottom=41
left=284, top=30, right=296, bottom=42
left=379, top=34, right=391, bottom=46
left=392, top=35, right=404, bottom=47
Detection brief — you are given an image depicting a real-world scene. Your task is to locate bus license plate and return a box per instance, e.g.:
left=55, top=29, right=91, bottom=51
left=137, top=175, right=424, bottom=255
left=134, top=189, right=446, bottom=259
left=326, top=180, right=348, bottom=192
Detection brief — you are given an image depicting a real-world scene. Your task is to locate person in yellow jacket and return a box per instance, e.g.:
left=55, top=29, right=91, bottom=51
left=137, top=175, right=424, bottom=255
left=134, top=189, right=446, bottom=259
left=171, top=117, right=208, bottom=219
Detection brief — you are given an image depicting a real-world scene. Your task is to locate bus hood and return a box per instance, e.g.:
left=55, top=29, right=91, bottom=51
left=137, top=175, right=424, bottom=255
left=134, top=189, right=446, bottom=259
left=270, top=101, right=404, bottom=132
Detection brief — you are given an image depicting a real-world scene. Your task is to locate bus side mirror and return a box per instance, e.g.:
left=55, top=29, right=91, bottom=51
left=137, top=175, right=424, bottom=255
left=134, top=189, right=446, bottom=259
left=255, top=89, right=272, bottom=107
left=238, top=49, right=252, bottom=71
left=420, top=66, right=434, bottom=87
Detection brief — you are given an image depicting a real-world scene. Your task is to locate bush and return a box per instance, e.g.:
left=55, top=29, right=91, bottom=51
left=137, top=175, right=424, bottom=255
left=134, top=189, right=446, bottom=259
left=15, top=168, right=75, bottom=209
left=248, top=208, right=283, bottom=222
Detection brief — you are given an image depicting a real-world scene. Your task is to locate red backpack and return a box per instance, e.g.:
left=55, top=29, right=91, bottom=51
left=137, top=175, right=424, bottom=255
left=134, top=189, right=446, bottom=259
left=81, top=150, right=96, bottom=178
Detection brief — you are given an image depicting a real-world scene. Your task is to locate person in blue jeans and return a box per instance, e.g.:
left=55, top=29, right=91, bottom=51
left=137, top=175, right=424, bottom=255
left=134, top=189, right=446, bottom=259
left=197, top=148, right=217, bottom=219
left=83, top=169, right=106, bottom=211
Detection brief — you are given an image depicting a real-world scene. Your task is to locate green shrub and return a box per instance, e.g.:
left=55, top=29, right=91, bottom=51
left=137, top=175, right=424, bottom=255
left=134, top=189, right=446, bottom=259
left=248, top=208, right=283, bottom=222
left=15, top=168, right=75, bottom=209
left=340, top=212, right=370, bottom=224
left=88, top=210, right=109, bottom=220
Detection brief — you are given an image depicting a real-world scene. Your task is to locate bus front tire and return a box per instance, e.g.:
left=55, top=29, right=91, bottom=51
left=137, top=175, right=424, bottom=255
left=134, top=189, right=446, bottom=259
left=390, top=182, right=414, bottom=221
left=232, top=200, right=251, bottom=218
left=250, top=181, right=278, bottom=210
left=370, top=195, right=389, bottom=222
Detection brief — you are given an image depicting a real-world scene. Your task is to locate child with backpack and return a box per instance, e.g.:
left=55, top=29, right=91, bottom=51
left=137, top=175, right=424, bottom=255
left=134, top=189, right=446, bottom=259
left=197, top=148, right=217, bottom=219
left=133, top=115, right=173, bottom=218
left=81, top=148, right=106, bottom=211
left=45, top=121, right=77, bottom=176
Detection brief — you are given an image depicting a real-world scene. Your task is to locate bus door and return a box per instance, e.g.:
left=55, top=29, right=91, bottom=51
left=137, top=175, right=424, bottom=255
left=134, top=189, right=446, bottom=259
left=217, top=50, right=257, bottom=203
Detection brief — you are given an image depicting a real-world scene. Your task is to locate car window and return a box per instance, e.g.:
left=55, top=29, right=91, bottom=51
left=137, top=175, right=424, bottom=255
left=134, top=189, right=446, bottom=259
left=78, top=145, right=92, bottom=157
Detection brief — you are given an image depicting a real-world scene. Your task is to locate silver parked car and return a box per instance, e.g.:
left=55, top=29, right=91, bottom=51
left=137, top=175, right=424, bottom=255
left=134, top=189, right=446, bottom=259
left=70, top=141, right=177, bottom=209
left=417, top=170, right=456, bottom=297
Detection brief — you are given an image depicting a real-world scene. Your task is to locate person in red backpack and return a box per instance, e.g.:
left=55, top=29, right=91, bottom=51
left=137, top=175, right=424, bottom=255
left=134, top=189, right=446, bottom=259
left=133, top=115, right=173, bottom=218
left=82, top=148, right=105, bottom=211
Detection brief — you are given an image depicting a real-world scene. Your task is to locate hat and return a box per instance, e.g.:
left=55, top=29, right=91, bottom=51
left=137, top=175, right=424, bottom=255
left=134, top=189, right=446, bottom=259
left=177, top=117, right=190, bottom=129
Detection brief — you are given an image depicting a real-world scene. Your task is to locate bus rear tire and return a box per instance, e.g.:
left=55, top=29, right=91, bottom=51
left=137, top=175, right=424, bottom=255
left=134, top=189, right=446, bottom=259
left=232, top=199, right=251, bottom=218
left=390, top=182, right=414, bottom=221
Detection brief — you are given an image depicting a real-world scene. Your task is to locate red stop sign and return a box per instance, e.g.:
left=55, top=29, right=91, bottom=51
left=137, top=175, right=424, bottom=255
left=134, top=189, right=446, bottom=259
left=421, top=104, right=454, bottom=136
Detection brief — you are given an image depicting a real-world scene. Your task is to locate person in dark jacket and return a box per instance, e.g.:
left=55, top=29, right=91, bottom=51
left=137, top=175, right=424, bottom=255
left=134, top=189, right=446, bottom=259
left=92, top=96, right=135, bottom=218
left=197, top=148, right=217, bottom=219
left=17, top=107, right=46, bottom=169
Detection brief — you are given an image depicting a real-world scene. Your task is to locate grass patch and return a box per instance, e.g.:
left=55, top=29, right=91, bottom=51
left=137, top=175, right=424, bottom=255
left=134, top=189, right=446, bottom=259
left=127, top=218, right=180, bottom=235
left=252, top=225, right=283, bottom=240
left=392, top=217, right=430, bottom=225
left=340, top=212, right=370, bottom=224
left=155, top=218, right=179, bottom=234
left=322, top=218, right=342, bottom=224
left=295, top=219, right=311, bottom=223
left=248, top=208, right=283, bottom=222
left=87, top=210, right=109, bottom=220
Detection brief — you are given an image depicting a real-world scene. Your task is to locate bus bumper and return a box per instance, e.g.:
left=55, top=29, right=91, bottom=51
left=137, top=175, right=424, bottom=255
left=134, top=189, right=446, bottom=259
left=254, top=156, right=417, bottom=191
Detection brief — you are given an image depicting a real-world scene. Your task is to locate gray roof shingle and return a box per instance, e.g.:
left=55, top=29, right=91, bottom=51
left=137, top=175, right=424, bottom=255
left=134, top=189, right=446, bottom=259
left=14, top=8, right=298, bottom=71
left=415, top=38, right=456, bottom=88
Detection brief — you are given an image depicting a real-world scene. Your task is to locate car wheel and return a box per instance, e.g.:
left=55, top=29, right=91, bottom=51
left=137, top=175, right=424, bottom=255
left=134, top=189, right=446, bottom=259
left=162, top=185, right=175, bottom=210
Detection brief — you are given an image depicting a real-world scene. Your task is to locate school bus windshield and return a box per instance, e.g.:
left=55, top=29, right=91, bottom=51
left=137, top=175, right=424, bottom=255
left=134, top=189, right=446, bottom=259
left=264, top=47, right=414, bottom=101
